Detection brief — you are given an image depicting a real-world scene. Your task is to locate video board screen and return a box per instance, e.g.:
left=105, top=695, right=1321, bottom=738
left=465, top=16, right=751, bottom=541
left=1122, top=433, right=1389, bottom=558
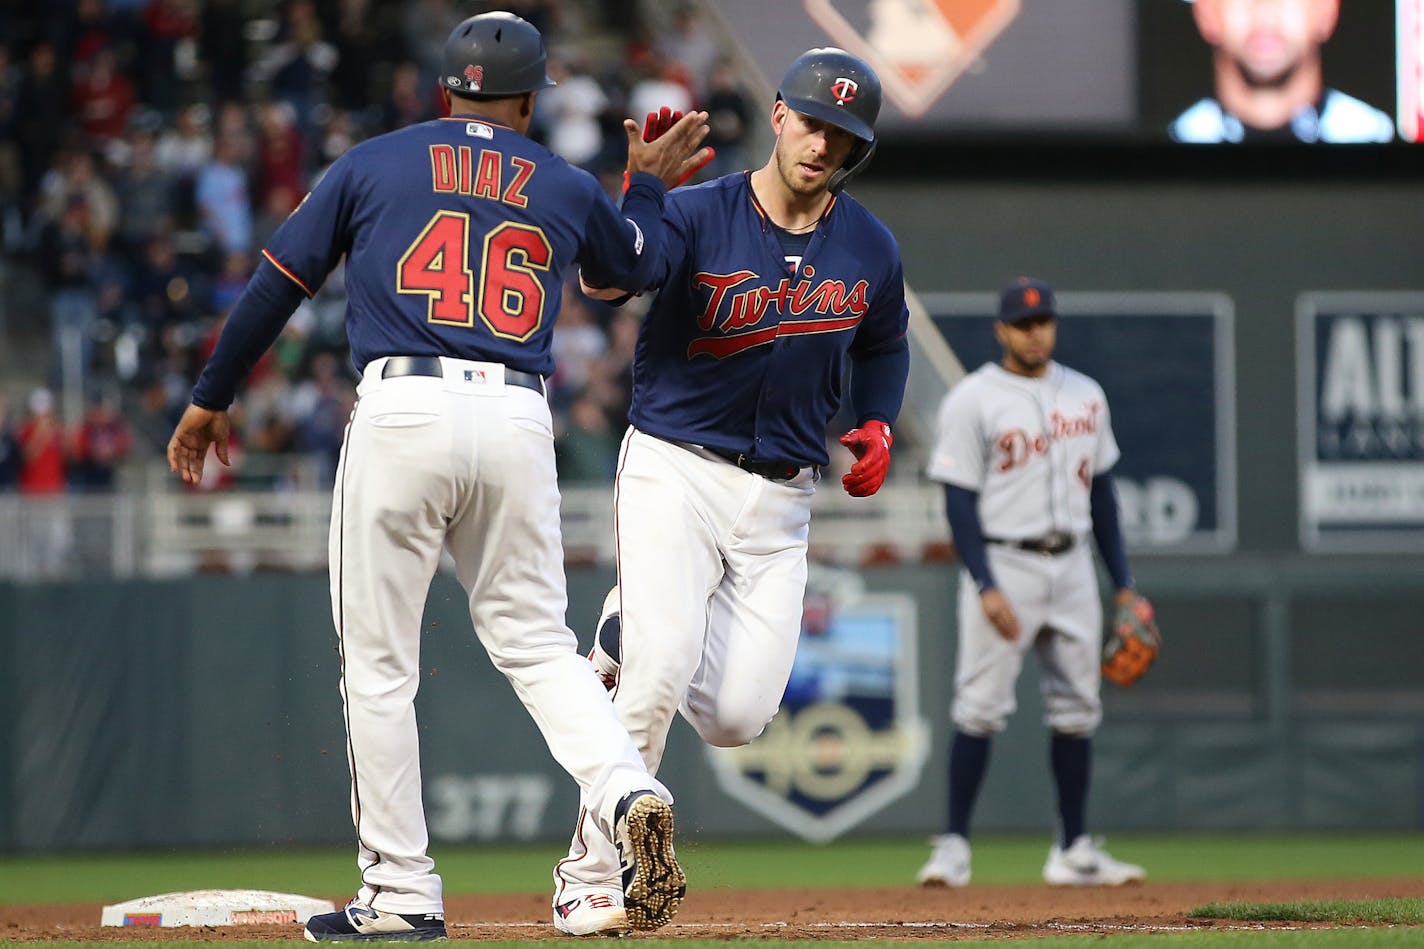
left=711, top=0, right=1420, bottom=145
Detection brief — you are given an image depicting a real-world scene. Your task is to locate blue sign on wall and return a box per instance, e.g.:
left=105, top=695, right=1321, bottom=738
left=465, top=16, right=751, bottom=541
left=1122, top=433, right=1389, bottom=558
left=1297, top=292, right=1424, bottom=551
left=922, top=292, right=1236, bottom=554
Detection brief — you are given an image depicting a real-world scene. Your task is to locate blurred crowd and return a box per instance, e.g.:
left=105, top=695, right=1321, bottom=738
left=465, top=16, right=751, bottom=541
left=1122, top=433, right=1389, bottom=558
left=0, top=0, right=755, bottom=496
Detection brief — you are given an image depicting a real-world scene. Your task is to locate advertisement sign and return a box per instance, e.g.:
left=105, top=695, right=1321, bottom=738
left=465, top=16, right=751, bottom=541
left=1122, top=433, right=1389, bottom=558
left=924, top=292, right=1237, bottom=554
left=707, top=567, right=928, bottom=842
left=1297, top=292, right=1424, bottom=551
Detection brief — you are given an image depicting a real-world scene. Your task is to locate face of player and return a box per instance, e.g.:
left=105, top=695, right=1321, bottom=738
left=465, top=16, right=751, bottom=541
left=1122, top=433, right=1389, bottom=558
left=995, top=314, right=1056, bottom=377
left=770, top=102, right=858, bottom=198
left=1206, top=0, right=1334, bottom=87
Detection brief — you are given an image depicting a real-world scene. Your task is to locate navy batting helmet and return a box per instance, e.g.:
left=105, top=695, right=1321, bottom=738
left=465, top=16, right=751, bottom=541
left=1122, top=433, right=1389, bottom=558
left=441, top=12, right=556, bottom=99
left=777, top=47, right=881, bottom=193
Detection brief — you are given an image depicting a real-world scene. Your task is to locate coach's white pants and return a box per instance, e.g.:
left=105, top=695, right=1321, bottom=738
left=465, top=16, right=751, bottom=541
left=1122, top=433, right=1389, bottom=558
left=952, top=542, right=1103, bottom=737
left=330, top=358, right=667, bottom=915
left=554, top=428, right=815, bottom=899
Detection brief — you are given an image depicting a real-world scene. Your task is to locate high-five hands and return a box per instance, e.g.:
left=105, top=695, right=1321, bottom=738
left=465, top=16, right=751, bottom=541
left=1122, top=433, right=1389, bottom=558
left=624, top=106, right=714, bottom=192
left=839, top=420, right=893, bottom=497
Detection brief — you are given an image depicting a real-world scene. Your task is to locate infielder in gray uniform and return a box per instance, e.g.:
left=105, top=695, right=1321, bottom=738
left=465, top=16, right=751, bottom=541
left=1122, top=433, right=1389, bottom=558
left=917, top=277, right=1147, bottom=888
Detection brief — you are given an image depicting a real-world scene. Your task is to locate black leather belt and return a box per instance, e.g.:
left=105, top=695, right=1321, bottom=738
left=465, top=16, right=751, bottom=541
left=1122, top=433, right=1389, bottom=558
left=703, top=446, right=804, bottom=483
left=381, top=355, right=545, bottom=394
left=984, top=531, right=1076, bottom=556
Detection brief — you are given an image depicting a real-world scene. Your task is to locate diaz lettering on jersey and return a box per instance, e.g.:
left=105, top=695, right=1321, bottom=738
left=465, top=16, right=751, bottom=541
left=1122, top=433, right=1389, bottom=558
left=687, top=264, right=869, bottom=359
left=428, top=144, right=535, bottom=208
left=995, top=402, right=1100, bottom=472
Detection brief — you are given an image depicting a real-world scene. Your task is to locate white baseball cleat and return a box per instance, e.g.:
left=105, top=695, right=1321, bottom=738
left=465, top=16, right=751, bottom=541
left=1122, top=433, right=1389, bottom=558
left=552, top=888, right=629, bottom=937
left=1043, top=835, right=1146, bottom=886
left=917, top=833, right=971, bottom=887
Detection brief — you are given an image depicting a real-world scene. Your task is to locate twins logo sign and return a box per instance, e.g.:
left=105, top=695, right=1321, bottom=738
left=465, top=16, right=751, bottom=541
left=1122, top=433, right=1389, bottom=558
left=706, top=567, right=928, bottom=842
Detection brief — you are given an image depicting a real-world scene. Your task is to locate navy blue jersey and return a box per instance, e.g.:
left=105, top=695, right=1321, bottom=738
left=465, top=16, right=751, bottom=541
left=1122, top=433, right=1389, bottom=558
left=628, top=173, right=908, bottom=467
left=195, top=115, right=667, bottom=406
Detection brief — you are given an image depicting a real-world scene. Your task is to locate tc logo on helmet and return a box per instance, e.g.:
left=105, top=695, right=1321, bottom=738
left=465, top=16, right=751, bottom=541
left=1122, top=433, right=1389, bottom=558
left=830, top=77, right=858, bottom=105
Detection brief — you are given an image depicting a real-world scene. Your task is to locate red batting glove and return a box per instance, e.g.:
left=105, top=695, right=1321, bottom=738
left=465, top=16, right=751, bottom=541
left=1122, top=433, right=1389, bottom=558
left=839, top=420, right=893, bottom=497
left=622, top=107, right=714, bottom=193
left=642, top=107, right=681, bottom=142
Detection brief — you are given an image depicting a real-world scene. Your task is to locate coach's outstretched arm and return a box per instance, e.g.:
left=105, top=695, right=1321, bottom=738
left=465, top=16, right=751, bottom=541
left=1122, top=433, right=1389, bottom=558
left=579, top=111, right=709, bottom=293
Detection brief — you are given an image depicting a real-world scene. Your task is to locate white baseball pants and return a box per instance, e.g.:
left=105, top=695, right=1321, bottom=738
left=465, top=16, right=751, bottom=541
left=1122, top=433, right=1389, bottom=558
left=952, top=541, right=1103, bottom=737
left=330, top=358, right=667, bottom=914
left=554, top=428, right=816, bottom=898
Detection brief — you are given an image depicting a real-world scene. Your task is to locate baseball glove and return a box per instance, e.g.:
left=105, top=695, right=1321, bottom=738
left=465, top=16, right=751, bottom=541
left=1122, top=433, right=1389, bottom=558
left=1102, top=593, right=1161, bottom=687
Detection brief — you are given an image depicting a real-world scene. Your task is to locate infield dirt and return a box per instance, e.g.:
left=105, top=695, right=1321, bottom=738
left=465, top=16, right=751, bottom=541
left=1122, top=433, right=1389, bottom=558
left=3, top=878, right=1421, bottom=941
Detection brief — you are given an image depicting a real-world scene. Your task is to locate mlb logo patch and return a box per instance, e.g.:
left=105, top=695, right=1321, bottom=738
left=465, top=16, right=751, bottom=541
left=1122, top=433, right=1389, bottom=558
left=464, top=369, right=487, bottom=383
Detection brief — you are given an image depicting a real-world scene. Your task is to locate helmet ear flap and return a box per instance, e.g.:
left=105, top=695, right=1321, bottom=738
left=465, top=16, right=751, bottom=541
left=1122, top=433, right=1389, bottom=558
left=827, top=137, right=876, bottom=195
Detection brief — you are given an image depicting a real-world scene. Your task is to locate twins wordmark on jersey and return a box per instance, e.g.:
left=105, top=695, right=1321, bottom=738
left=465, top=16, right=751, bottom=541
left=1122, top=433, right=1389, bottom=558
left=689, top=267, right=870, bottom=358
left=628, top=173, right=908, bottom=466
left=929, top=362, right=1120, bottom=540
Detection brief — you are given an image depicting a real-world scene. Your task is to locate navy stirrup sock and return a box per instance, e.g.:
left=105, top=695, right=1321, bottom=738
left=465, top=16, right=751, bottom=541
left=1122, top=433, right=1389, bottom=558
left=946, top=731, right=991, bottom=838
left=1050, top=732, right=1091, bottom=848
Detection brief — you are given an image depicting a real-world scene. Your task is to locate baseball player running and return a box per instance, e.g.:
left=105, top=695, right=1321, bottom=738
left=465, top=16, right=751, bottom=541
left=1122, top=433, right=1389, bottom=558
left=917, top=277, right=1146, bottom=888
left=166, top=12, right=710, bottom=941
left=552, top=48, right=909, bottom=936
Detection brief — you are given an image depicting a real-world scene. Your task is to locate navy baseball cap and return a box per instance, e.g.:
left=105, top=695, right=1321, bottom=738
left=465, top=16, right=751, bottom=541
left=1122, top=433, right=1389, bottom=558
left=998, top=276, right=1056, bottom=322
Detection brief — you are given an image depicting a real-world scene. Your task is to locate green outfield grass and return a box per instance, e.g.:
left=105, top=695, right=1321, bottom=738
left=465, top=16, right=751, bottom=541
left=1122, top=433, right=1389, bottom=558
left=1, top=832, right=1421, bottom=905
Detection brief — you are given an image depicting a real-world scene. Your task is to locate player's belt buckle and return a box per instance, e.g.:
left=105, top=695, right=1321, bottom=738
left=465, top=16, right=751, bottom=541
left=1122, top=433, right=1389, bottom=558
left=1036, top=531, right=1074, bottom=556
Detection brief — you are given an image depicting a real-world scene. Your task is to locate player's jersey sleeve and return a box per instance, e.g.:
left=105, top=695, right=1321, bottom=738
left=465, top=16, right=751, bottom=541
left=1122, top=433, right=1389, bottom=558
left=575, top=171, right=669, bottom=291
left=926, top=379, right=986, bottom=491
left=850, top=230, right=909, bottom=354
left=263, top=156, right=358, bottom=295
left=1091, top=381, right=1121, bottom=475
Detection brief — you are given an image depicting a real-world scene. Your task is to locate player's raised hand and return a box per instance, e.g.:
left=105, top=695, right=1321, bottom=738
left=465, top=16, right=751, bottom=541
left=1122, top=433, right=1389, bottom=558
left=838, top=420, right=893, bottom=497
left=167, top=403, right=231, bottom=485
left=625, top=108, right=713, bottom=191
left=979, top=588, right=1021, bottom=642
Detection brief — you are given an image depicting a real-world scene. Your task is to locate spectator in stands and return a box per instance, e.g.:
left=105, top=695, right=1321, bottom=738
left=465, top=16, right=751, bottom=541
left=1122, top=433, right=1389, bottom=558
left=39, top=149, right=118, bottom=244
left=381, top=61, right=437, bottom=133
left=539, top=51, right=609, bottom=169
left=114, top=123, right=179, bottom=260
left=16, top=387, right=72, bottom=578
left=399, top=0, right=454, bottom=91
left=626, top=51, right=693, bottom=130
left=68, top=387, right=134, bottom=491
left=15, top=41, right=67, bottom=198
left=40, top=195, right=103, bottom=394
left=195, top=134, right=253, bottom=256
left=154, top=102, right=213, bottom=179
left=130, top=232, right=207, bottom=373
left=655, top=5, right=719, bottom=102
left=70, top=45, right=136, bottom=146
left=549, top=284, right=608, bottom=411
left=291, top=349, right=355, bottom=486
left=17, top=387, right=67, bottom=496
left=139, top=0, right=197, bottom=116
left=252, top=184, right=296, bottom=253
left=255, top=101, right=306, bottom=214
left=261, top=0, right=338, bottom=149
left=703, top=57, right=752, bottom=179
left=557, top=392, right=620, bottom=483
